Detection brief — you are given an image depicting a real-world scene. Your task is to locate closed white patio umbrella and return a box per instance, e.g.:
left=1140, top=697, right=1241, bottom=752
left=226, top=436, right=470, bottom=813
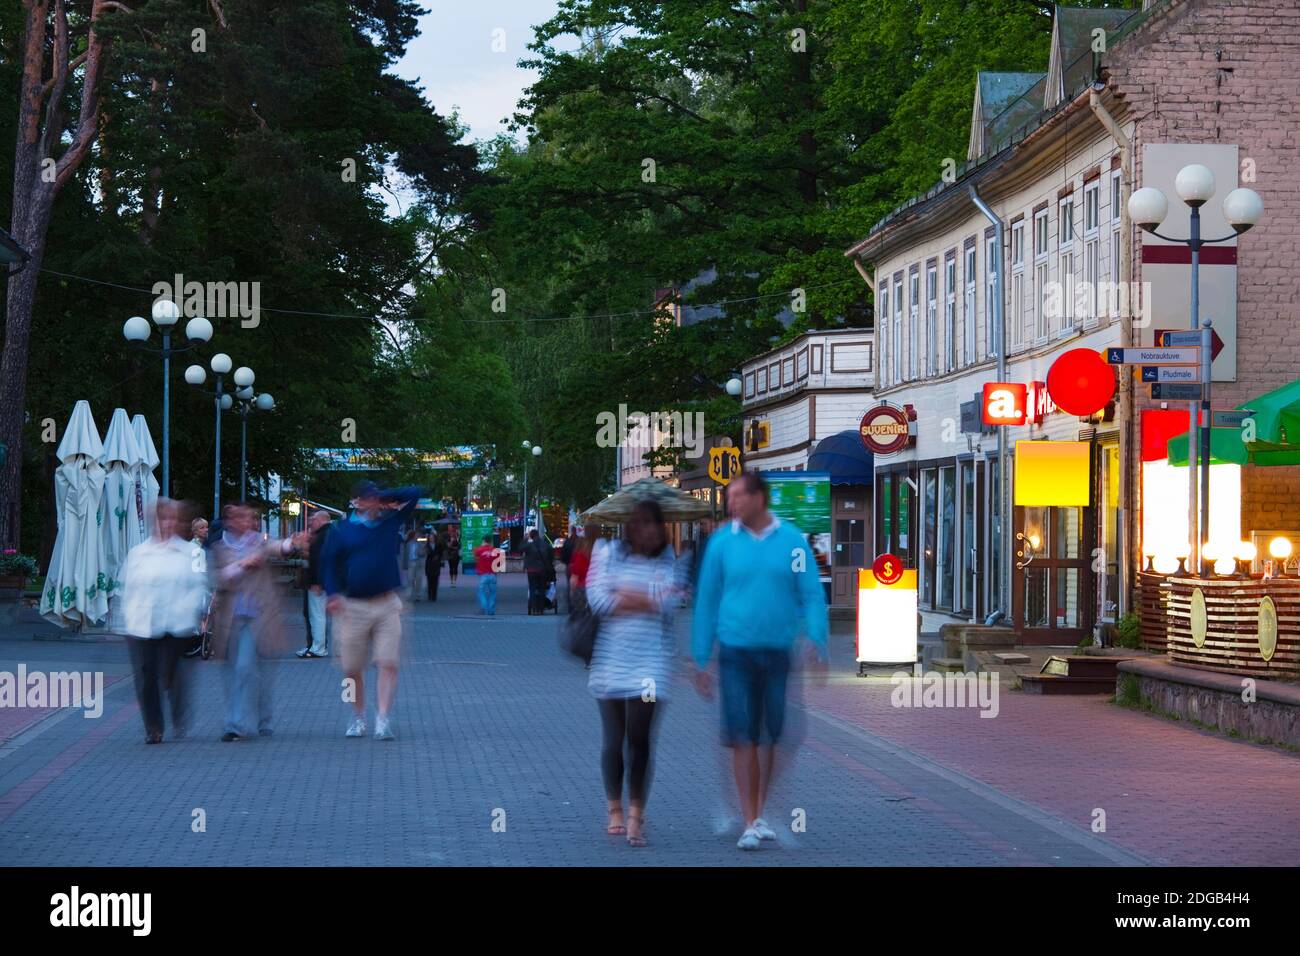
left=40, top=401, right=111, bottom=628
left=101, top=408, right=146, bottom=586
left=130, top=413, right=160, bottom=539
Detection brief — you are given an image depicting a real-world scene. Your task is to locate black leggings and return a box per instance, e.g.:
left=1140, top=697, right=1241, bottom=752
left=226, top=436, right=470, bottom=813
left=597, top=698, right=659, bottom=804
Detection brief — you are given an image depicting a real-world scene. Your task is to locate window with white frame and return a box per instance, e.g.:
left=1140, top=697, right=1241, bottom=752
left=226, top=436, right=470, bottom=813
left=1059, top=196, right=1076, bottom=331
left=964, top=243, right=976, bottom=363
left=908, top=267, right=919, bottom=380
left=878, top=285, right=890, bottom=385
left=1110, top=170, right=1123, bottom=317
left=926, top=263, right=937, bottom=376
left=1011, top=220, right=1025, bottom=349
left=1083, top=181, right=1100, bottom=325
left=944, top=253, right=956, bottom=372
left=984, top=235, right=997, bottom=358
left=1034, top=208, right=1050, bottom=340
left=892, top=274, right=903, bottom=384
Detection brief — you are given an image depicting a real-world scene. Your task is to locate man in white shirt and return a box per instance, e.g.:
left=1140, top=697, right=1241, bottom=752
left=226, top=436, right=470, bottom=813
left=118, top=499, right=210, bottom=744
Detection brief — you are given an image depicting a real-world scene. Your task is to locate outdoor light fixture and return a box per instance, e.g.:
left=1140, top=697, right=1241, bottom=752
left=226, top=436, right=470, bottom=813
left=121, top=301, right=215, bottom=496
left=725, top=375, right=743, bottom=397
left=255, top=393, right=275, bottom=411
left=532, top=445, right=543, bottom=457
left=210, top=353, right=233, bottom=375
left=229, top=384, right=276, bottom=499
left=220, top=394, right=233, bottom=410
left=1235, top=540, right=1257, bottom=577
left=1222, top=188, right=1264, bottom=233
left=152, top=298, right=181, bottom=327
left=1174, top=542, right=1191, bottom=576
left=1268, top=536, right=1293, bottom=577
left=186, top=316, right=213, bottom=343
left=184, top=364, right=206, bottom=386
left=1127, top=187, right=1169, bottom=231
left=1173, top=163, right=1216, bottom=206
left=1143, top=551, right=1157, bottom=573
left=235, top=386, right=254, bottom=401
left=233, top=366, right=255, bottom=388
left=1129, top=166, right=1264, bottom=577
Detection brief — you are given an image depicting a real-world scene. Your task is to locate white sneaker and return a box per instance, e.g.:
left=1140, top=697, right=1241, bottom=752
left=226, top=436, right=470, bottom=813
left=374, top=715, right=395, bottom=741
left=737, top=827, right=762, bottom=851
left=751, top=818, right=777, bottom=841
left=345, top=716, right=367, bottom=738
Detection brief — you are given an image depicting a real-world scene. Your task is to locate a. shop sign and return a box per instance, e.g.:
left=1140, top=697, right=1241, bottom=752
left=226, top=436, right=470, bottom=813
left=981, top=381, right=1056, bottom=427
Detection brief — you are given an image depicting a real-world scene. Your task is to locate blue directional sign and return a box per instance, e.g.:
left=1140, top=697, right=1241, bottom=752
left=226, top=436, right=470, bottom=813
left=1150, top=383, right=1203, bottom=401
left=1141, top=365, right=1202, bottom=383
left=1107, top=346, right=1199, bottom=366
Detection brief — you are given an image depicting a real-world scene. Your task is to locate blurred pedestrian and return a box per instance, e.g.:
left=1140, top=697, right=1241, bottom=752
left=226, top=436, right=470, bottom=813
left=473, top=535, right=500, bottom=615
left=585, top=501, right=681, bottom=847
left=118, top=498, right=208, bottom=744
left=321, top=480, right=422, bottom=740
left=297, top=510, right=333, bottom=658
left=691, top=473, right=828, bottom=850
left=404, top=529, right=425, bottom=602
left=523, top=529, right=548, bottom=615
left=425, top=531, right=446, bottom=602
left=183, top=513, right=213, bottom=659
left=568, top=522, right=600, bottom=615
left=210, top=503, right=304, bottom=742
left=446, top=529, right=461, bottom=587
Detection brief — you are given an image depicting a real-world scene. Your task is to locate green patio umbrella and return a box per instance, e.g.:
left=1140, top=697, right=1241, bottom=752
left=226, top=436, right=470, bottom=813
left=1167, top=378, right=1300, bottom=466
left=580, top=477, right=711, bottom=523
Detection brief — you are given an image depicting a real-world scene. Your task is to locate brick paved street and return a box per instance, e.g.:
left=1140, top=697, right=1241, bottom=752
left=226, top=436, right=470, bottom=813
left=0, top=572, right=1296, bottom=867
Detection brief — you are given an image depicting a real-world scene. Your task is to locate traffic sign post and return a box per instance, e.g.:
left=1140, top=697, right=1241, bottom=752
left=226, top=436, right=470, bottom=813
left=1106, top=346, right=1200, bottom=366
left=1150, top=383, right=1204, bottom=401
left=1141, top=365, right=1203, bottom=384
left=1211, top=409, right=1253, bottom=429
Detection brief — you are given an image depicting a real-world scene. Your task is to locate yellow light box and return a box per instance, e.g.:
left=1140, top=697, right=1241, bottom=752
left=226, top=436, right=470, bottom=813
left=1014, top=440, right=1090, bottom=507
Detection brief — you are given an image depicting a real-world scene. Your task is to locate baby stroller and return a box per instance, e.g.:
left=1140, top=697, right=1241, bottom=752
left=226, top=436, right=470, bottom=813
left=184, top=592, right=216, bottom=659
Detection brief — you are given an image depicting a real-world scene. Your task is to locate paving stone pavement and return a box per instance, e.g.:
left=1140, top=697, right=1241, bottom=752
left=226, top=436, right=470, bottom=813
left=0, top=571, right=1285, bottom=867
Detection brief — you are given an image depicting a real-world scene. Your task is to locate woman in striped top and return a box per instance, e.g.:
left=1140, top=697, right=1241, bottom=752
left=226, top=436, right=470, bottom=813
left=585, top=500, right=682, bottom=847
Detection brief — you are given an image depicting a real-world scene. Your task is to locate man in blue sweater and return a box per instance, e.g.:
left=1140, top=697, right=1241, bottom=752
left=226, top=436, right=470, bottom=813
left=692, top=472, right=829, bottom=850
left=322, top=480, right=423, bottom=740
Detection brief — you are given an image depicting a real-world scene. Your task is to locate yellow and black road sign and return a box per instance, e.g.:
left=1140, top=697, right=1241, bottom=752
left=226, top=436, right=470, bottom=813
left=708, top=445, right=742, bottom=485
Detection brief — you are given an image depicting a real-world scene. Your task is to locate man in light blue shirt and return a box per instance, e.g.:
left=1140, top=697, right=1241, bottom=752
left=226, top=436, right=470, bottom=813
left=692, top=472, right=828, bottom=850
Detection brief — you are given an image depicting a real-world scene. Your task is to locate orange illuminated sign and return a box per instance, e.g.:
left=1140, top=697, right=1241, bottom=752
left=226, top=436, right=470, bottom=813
left=983, top=381, right=1056, bottom=426
left=982, top=383, right=1027, bottom=426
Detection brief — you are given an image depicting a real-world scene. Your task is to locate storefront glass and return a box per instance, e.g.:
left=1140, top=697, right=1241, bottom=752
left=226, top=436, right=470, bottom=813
left=938, top=465, right=955, bottom=609
left=961, top=463, right=976, bottom=613
left=922, top=469, right=937, bottom=607
left=1098, top=442, right=1120, bottom=622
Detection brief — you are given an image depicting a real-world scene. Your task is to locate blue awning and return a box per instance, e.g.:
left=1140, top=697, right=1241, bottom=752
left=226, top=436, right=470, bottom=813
left=807, top=430, right=874, bottom=486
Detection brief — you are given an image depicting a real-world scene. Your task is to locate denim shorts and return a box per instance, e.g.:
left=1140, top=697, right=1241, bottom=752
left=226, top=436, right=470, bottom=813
left=718, top=645, right=791, bottom=747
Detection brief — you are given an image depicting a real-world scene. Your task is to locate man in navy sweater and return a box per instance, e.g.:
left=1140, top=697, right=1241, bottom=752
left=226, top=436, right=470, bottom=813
left=322, top=480, right=423, bottom=740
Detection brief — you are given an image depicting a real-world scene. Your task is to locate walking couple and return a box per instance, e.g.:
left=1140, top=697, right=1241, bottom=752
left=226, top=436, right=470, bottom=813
left=584, top=472, right=827, bottom=850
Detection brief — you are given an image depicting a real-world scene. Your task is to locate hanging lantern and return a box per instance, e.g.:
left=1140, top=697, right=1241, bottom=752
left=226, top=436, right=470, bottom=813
left=1047, top=348, right=1116, bottom=417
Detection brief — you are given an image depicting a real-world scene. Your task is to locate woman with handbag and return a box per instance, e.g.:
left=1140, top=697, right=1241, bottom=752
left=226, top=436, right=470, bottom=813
left=584, top=501, right=681, bottom=847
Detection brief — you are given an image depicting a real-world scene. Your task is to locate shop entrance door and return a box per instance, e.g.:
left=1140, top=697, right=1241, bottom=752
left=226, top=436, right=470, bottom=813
left=1013, top=504, right=1093, bottom=644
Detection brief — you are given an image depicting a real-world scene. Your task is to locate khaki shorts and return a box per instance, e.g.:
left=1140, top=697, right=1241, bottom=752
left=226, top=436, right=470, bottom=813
left=337, top=592, right=403, bottom=672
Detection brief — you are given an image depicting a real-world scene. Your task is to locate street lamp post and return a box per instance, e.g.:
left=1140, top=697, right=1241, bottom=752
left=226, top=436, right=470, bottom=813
left=186, top=353, right=235, bottom=518
left=122, top=302, right=213, bottom=496
left=1129, top=168, right=1262, bottom=575
left=232, top=384, right=275, bottom=500
left=521, top=440, right=543, bottom=533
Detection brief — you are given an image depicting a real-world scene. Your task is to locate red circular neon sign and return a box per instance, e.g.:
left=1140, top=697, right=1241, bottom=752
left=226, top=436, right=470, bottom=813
left=859, top=405, right=910, bottom=455
left=872, top=552, right=905, bottom=585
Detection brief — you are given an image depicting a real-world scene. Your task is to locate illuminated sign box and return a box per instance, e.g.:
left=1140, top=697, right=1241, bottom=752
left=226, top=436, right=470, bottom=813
left=857, top=568, right=917, bottom=668
left=1014, top=440, right=1090, bottom=506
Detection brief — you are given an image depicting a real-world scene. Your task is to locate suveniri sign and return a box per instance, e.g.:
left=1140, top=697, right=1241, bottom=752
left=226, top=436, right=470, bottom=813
left=859, top=404, right=910, bottom=455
